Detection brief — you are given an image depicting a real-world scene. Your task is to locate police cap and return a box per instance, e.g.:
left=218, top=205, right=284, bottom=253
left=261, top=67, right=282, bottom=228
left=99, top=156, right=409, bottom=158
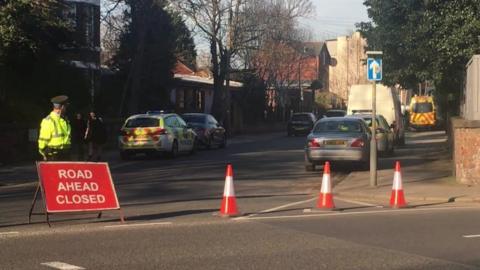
left=51, top=95, right=69, bottom=106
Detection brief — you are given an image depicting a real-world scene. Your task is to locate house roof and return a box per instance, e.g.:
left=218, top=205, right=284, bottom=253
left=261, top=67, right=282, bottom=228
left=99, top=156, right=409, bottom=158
left=173, top=61, right=195, bottom=75
left=303, top=42, right=325, bottom=56
left=326, top=40, right=337, bottom=57
left=174, top=74, right=243, bottom=89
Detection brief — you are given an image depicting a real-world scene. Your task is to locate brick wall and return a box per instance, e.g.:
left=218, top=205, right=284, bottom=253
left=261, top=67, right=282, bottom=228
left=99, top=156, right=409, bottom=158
left=451, top=117, right=480, bottom=184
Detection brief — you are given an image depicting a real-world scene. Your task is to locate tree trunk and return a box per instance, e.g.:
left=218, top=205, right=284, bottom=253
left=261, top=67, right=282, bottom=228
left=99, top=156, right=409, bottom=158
left=210, top=38, right=225, bottom=123
left=127, top=2, right=148, bottom=115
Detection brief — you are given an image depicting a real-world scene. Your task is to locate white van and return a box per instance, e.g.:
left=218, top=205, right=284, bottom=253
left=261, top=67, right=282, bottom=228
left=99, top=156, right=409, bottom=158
left=347, top=84, right=405, bottom=145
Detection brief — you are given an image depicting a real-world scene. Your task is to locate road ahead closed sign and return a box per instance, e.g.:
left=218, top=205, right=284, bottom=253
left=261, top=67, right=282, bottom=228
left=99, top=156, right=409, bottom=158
left=37, top=162, right=120, bottom=213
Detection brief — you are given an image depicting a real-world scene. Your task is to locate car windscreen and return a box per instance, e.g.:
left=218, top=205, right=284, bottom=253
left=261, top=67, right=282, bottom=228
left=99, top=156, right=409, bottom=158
left=325, top=111, right=345, bottom=117
left=291, top=114, right=311, bottom=121
left=314, top=120, right=363, bottom=133
left=361, top=117, right=380, bottom=128
left=125, top=117, right=159, bottom=128
left=182, top=115, right=205, bottom=124
left=413, top=102, right=433, bottom=113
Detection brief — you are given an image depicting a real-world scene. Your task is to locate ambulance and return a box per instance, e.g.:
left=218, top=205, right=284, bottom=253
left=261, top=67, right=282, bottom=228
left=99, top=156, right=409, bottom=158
left=409, top=95, right=436, bottom=130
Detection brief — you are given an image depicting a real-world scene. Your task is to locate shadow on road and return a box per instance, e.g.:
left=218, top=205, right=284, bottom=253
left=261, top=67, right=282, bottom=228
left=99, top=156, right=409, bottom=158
left=121, top=193, right=310, bottom=208
left=123, top=208, right=218, bottom=221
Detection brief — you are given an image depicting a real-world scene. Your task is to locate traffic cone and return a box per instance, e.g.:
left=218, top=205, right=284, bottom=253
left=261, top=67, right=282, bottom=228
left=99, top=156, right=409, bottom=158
left=390, top=161, right=407, bottom=208
left=220, top=163, right=240, bottom=217
left=317, top=161, right=335, bottom=209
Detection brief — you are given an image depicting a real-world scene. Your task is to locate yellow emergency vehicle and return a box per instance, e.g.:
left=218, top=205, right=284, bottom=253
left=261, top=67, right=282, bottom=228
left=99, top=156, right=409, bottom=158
left=118, top=111, right=197, bottom=160
left=409, top=95, right=436, bottom=129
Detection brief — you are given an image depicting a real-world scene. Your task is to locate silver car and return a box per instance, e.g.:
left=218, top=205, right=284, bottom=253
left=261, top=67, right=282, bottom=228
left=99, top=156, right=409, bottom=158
left=350, top=114, right=394, bottom=156
left=304, top=117, right=371, bottom=171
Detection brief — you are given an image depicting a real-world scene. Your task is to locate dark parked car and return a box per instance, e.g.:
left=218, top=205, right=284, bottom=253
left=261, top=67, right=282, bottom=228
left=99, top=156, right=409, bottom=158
left=182, top=113, right=226, bottom=149
left=287, top=113, right=316, bottom=136
left=323, top=109, right=347, bottom=118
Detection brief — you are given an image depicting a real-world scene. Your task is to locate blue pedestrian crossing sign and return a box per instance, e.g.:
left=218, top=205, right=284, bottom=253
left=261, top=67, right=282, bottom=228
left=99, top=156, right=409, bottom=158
left=367, top=58, right=382, bottom=81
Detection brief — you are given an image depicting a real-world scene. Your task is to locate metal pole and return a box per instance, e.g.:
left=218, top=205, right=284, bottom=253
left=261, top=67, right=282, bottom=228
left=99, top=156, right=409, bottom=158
left=370, top=81, right=377, bottom=187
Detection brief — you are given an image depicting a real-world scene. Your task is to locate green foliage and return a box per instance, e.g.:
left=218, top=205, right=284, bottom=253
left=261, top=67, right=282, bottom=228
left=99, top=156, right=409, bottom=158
left=359, top=0, right=480, bottom=103
left=170, top=10, right=197, bottom=69
left=112, top=0, right=197, bottom=114
left=0, top=0, right=73, bottom=122
left=0, top=0, right=68, bottom=58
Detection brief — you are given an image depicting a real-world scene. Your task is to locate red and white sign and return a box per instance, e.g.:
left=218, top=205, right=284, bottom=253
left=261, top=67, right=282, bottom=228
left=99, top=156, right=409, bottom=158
left=37, top=162, right=120, bottom=213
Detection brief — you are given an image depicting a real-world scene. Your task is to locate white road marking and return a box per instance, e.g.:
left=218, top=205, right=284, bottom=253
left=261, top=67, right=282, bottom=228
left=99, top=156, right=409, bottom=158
left=234, top=197, right=316, bottom=220
left=463, top=234, right=480, bottom=238
left=236, top=206, right=478, bottom=221
left=335, top=197, right=383, bottom=207
left=0, top=231, right=19, bottom=236
left=104, top=222, right=172, bottom=228
left=40, top=261, right=85, bottom=270
left=236, top=196, right=382, bottom=220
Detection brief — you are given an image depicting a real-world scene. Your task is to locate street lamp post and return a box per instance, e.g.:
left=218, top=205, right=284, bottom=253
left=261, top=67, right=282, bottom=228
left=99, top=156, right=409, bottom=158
left=366, top=51, right=383, bottom=187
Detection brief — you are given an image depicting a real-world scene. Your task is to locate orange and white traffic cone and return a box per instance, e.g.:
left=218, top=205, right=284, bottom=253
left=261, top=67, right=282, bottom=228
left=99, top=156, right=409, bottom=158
left=220, top=163, right=240, bottom=217
left=317, top=161, right=335, bottom=209
left=390, top=161, right=407, bottom=208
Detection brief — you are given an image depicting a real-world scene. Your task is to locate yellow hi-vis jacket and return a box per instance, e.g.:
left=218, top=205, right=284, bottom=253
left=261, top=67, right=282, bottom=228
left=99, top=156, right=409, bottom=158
left=38, top=112, right=71, bottom=157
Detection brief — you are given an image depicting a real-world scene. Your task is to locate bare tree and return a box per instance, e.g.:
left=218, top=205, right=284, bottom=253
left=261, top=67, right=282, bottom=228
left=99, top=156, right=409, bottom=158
left=173, top=0, right=313, bottom=129
left=100, top=0, right=126, bottom=65
left=243, top=1, right=313, bottom=120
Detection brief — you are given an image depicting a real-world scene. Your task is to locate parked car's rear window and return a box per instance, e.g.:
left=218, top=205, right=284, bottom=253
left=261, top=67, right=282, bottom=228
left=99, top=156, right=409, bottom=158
left=125, top=117, right=159, bottom=128
left=325, top=111, right=346, bottom=117
left=291, top=114, right=311, bottom=121
left=314, top=120, right=362, bottom=133
left=360, top=117, right=380, bottom=128
left=182, top=115, right=206, bottom=123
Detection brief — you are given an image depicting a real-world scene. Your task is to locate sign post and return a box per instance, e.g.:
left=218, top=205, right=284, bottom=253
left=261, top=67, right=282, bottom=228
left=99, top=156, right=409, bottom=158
left=366, top=51, right=383, bottom=187
left=29, top=162, right=124, bottom=226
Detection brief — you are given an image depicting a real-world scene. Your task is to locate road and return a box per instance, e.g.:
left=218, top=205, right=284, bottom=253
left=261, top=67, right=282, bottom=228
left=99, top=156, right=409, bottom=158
left=1, top=131, right=480, bottom=269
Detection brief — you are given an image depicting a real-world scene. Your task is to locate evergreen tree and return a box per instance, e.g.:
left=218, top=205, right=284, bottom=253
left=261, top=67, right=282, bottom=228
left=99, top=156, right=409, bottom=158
left=0, top=0, right=70, bottom=122
left=113, top=0, right=197, bottom=115
left=358, top=0, right=480, bottom=114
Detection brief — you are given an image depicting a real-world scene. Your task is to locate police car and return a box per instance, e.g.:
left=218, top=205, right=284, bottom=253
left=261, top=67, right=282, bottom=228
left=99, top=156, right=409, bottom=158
left=118, top=111, right=197, bottom=160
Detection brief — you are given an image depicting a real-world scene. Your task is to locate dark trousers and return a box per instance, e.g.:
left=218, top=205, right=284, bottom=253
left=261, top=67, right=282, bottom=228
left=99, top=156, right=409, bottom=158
left=44, top=149, right=71, bottom=161
left=72, top=141, right=86, bottom=161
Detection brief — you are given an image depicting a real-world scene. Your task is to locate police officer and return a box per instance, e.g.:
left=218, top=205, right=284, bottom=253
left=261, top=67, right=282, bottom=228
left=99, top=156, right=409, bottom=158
left=38, top=95, right=72, bottom=161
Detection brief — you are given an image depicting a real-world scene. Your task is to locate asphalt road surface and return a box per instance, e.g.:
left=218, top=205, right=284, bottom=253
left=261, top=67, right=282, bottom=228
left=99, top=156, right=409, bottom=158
left=1, top=130, right=479, bottom=269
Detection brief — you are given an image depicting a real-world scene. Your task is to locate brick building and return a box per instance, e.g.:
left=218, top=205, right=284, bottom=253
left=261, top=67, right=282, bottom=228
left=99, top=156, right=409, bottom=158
left=261, top=42, right=331, bottom=115
left=326, top=32, right=368, bottom=104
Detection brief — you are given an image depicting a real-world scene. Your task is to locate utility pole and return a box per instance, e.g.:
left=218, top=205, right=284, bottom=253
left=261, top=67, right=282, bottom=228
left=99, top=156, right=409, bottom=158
left=366, top=51, right=383, bottom=187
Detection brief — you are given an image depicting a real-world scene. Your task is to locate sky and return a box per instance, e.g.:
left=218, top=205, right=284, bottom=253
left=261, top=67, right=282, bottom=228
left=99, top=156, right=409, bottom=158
left=301, top=0, right=371, bottom=40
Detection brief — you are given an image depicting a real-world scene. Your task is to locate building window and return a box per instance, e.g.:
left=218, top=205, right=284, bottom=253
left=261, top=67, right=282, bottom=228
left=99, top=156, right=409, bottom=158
left=194, top=90, right=205, bottom=112
left=63, top=3, right=77, bottom=28
left=177, top=89, right=185, bottom=110
left=85, top=6, right=95, bottom=48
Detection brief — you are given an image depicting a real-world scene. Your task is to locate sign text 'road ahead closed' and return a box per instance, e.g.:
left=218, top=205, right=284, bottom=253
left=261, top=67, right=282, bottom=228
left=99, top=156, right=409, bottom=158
left=37, top=162, right=120, bottom=213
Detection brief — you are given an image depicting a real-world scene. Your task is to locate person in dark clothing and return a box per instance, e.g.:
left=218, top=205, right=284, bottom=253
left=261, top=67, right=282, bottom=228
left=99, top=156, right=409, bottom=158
left=84, top=111, right=107, bottom=162
left=71, top=113, right=87, bottom=161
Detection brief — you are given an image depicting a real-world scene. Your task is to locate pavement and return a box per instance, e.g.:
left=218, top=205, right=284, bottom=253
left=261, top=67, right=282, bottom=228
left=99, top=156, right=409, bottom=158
left=335, top=131, right=480, bottom=205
